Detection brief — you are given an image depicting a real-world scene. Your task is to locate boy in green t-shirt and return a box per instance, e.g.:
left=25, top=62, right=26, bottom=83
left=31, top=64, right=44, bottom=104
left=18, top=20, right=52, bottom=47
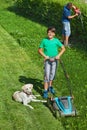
left=38, top=27, right=65, bottom=98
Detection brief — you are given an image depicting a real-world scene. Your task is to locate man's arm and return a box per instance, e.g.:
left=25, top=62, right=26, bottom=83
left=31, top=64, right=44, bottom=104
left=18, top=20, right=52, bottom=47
left=68, top=13, right=78, bottom=19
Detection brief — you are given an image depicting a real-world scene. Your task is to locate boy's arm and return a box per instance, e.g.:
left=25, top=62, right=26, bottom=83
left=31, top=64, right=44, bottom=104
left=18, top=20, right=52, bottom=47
left=38, top=48, right=49, bottom=60
left=55, top=46, right=65, bottom=60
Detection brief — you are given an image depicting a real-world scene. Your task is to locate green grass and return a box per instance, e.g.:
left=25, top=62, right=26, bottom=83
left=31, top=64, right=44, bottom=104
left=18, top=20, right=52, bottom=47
left=0, top=0, right=87, bottom=130
left=0, top=20, right=64, bottom=130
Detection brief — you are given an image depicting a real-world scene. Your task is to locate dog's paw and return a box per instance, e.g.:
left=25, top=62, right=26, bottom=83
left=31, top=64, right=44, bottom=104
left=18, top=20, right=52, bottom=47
left=29, top=106, right=34, bottom=109
left=35, top=94, right=40, bottom=97
left=41, top=100, right=47, bottom=103
left=25, top=104, right=34, bottom=109
left=28, top=105, right=34, bottom=109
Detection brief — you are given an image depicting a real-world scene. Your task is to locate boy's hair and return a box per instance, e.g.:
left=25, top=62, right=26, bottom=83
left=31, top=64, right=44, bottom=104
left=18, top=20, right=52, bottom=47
left=47, top=27, right=56, bottom=33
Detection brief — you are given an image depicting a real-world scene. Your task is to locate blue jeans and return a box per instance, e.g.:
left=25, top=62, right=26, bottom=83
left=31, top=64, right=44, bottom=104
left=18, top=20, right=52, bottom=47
left=62, top=22, right=71, bottom=36
left=44, top=59, right=58, bottom=82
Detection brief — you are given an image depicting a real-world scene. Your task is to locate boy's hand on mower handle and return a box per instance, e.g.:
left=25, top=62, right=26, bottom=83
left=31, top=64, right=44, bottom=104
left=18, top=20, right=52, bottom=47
left=44, top=56, right=49, bottom=61
left=55, top=55, right=60, bottom=60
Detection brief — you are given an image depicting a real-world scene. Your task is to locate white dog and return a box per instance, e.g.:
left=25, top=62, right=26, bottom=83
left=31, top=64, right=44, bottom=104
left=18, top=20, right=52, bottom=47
left=12, top=84, right=47, bottom=109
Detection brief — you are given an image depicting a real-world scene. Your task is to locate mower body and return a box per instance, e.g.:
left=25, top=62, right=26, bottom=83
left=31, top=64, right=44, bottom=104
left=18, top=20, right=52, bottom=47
left=54, top=96, right=76, bottom=116
left=47, top=96, right=76, bottom=118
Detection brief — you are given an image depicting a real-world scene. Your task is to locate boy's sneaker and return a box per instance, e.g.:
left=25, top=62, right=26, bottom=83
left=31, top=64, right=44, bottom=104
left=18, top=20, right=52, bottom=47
left=48, top=86, right=55, bottom=95
left=43, top=90, right=48, bottom=98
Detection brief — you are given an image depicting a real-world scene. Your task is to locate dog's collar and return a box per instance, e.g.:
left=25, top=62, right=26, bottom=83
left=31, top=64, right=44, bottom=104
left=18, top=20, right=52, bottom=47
left=22, top=90, right=32, bottom=95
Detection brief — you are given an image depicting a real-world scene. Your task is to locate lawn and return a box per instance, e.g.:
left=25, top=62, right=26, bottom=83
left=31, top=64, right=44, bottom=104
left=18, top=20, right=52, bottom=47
left=0, top=0, right=87, bottom=130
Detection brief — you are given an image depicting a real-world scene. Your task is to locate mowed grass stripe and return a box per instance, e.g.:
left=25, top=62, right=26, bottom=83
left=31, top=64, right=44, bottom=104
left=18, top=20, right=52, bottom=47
left=0, top=25, right=42, bottom=130
left=0, top=25, right=64, bottom=130
left=0, top=24, right=43, bottom=84
left=0, top=25, right=36, bottom=130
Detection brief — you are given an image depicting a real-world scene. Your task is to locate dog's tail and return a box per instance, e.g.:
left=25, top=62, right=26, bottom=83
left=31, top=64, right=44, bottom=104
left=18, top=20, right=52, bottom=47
left=12, top=91, right=20, bottom=101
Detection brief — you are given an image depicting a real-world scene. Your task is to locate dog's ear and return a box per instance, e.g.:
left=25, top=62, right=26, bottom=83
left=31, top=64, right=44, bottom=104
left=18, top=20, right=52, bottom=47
left=22, top=85, right=25, bottom=91
left=22, top=84, right=33, bottom=90
left=30, top=84, right=33, bottom=89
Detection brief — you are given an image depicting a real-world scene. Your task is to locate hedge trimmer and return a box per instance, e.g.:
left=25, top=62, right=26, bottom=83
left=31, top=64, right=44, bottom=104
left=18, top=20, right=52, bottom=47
left=72, top=5, right=84, bottom=28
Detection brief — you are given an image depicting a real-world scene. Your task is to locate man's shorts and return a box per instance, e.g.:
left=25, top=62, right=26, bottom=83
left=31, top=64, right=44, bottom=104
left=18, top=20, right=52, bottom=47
left=62, top=22, right=71, bottom=36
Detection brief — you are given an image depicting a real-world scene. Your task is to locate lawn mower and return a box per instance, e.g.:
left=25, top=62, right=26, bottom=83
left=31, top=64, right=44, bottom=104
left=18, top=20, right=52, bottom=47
left=72, top=5, right=81, bottom=15
left=47, top=59, right=77, bottom=118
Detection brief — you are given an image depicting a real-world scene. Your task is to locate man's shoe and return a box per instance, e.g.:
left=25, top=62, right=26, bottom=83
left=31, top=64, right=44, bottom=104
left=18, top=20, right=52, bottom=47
left=43, top=90, right=48, bottom=98
left=48, top=86, right=55, bottom=94
left=64, top=44, right=71, bottom=48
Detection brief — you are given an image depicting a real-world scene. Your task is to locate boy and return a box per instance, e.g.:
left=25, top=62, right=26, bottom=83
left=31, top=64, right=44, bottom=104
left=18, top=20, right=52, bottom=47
left=38, top=27, right=65, bottom=98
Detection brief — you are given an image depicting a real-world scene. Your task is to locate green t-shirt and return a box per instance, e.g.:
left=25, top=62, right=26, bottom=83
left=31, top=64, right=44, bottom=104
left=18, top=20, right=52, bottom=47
left=39, top=38, right=63, bottom=57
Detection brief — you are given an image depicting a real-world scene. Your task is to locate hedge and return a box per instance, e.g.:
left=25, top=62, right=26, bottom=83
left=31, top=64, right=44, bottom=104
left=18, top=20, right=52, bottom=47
left=15, top=0, right=87, bottom=48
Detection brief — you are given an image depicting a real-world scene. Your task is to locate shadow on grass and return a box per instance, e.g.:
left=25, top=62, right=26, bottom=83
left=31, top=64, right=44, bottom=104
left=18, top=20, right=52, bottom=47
left=19, top=75, right=43, bottom=96
left=7, top=1, right=63, bottom=35
left=7, top=1, right=87, bottom=53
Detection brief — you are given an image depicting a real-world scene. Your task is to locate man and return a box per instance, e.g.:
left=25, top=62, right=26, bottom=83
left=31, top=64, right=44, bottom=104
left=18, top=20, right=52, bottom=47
left=62, top=3, right=78, bottom=47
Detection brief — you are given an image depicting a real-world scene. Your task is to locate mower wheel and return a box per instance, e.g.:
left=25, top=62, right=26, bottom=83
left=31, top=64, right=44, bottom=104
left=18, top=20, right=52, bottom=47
left=53, top=102, right=59, bottom=110
left=75, top=109, right=77, bottom=116
left=55, top=110, right=60, bottom=118
left=47, top=98, right=54, bottom=111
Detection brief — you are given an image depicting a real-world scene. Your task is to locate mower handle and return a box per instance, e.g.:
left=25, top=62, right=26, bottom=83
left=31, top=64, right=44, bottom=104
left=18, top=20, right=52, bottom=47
left=59, top=59, right=73, bottom=97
